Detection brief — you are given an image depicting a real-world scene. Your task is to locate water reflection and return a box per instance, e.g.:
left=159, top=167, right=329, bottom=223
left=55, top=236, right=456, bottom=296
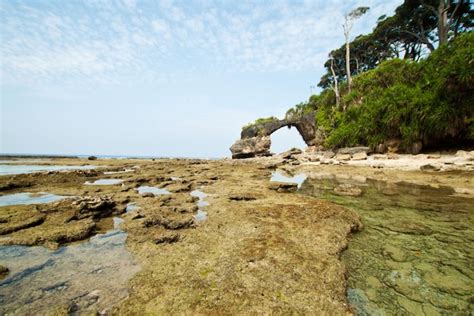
left=0, top=192, right=68, bottom=206
left=136, top=186, right=170, bottom=196
left=190, top=190, right=209, bottom=221
left=85, top=179, right=123, bottom=185
left=271, top=171, right=307, bottom=188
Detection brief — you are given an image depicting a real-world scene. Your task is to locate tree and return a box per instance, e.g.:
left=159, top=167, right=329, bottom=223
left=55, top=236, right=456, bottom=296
left=329, top=55, right=341, bottom=110
left=422, top=0, right=473, bottom=47
left=343, top=6, right=370, bottom=93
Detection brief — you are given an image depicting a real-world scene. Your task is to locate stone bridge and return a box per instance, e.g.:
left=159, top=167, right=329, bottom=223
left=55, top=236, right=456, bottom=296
left=230, top=112, right=320, bottom=159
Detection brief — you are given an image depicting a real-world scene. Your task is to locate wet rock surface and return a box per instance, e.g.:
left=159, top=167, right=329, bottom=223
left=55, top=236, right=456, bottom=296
left=298, top=171, right=474, bottom=315
left=0, top=157, right=363, bottom=314
left=1, top=156, right=472, bottom=314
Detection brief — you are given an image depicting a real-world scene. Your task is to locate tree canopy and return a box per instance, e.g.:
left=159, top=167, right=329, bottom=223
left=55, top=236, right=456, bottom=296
left=318, top=0, right=473, bottom=89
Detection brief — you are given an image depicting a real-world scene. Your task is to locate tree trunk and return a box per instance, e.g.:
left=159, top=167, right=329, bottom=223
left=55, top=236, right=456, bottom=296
left=330, top=59, right=341, bottom=110
left=345, top=33, right=352, bottom=93
left=438, top=0, right=449, bottom=46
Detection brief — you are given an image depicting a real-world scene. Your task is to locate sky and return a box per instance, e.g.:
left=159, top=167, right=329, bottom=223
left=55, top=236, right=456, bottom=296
left=0, top=0, right=402, bottom=158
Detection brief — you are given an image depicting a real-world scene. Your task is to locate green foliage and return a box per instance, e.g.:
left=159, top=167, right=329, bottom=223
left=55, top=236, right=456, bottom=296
left=242, top=116, right=279, bottom=130
left=319, top=0, right=473, bottom=89
left=312, top=33, right=474, bottom=149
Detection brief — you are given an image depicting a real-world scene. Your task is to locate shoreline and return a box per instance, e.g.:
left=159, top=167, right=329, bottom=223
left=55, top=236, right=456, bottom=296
left=0, top=155, right=472, bottom=313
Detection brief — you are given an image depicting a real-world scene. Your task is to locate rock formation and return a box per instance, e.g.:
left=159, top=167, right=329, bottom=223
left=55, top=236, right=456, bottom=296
left=230, top=112, right=317, bottom=159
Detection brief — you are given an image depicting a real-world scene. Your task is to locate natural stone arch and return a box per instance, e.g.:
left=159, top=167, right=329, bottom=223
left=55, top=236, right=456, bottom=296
left=270, top=124, right=307, bottom=154
left=230, top=112, right=319, bottom=159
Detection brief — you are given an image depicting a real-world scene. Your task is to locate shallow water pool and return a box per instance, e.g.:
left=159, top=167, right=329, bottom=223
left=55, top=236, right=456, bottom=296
left=297, top=172, right=474, bottom=315
left=0, top=218, right=140, bottom=314
left=270, top=171, right=307, bottom=188
left=0, top=192, right=68, bottom=206
left=85, top=179, right=123, bottom=185
left=191, top=190, right=209, bottom=221
left=136, top=186, right=170, bottom=195
left=0, top=165, right=95, bottom=176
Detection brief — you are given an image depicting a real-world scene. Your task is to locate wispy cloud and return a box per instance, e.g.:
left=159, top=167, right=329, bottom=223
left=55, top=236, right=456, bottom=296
left=0, top=0, right=402, bottom=86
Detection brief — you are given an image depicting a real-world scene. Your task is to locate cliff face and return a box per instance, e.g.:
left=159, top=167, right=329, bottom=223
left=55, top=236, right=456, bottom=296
left=230, top=112, right=317, bottom=159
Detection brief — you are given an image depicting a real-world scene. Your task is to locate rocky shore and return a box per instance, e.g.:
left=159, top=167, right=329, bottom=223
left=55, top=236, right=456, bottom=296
left=0, top=157, right=361, bottom=314
left=0, top=153, right=472, bottom=314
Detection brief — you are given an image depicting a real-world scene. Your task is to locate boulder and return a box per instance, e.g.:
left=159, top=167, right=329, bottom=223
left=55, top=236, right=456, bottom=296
left=334, top=154, right=351, bottom=161
left=375, top=143, right=387, bottom=154
left=337, top=147, right=370, bottom=155
left=281, top=148, right=302, bottom=159
left=352, top=152, right=367, bottom=160
left=323, top=151, right=336, bottom=159
left=87, top=156, right=97, bottom=160
left=385, top=139, right=401, bottom=153
left=406, top=141, right=422, bottom=154
left=230, top=136, right=271, bottom=159
left=456, top=150, right=474, bottom=160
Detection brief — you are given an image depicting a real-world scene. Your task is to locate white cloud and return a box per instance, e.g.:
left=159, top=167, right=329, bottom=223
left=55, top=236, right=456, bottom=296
left=0, top=0, right=403, bottom=86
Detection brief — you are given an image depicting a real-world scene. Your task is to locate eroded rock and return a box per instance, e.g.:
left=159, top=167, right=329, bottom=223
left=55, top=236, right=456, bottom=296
left=72, top=196, right=117, bottom=219
left=268, top=182, right=298, bottom=193
left=230, top=136, right=271, bottom=159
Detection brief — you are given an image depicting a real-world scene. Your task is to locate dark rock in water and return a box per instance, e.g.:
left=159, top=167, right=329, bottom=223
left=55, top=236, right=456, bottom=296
left=268, top=182, right=298, bottom=193
left=230, top=136, right=271, bottom=159
left=154, top=232, right=180, bottom=244
left=87, top=156, right=97, bottom=161
left=0, top=264, right=9, bottom=280
left=333, top=184, right=363, bottom=197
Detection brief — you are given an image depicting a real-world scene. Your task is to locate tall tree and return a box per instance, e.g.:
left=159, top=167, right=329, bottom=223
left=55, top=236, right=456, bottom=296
left=329, top=55, right=341, bottom=110
left=343, top=6, right=370, bottom=93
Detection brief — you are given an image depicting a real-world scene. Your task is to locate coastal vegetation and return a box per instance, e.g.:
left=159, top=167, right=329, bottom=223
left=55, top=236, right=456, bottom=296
left=246, top=0, right=473, bottom=153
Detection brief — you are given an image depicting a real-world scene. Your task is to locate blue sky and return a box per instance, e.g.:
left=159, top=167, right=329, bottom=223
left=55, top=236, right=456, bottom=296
left=1, top=0, right=401, bottom=158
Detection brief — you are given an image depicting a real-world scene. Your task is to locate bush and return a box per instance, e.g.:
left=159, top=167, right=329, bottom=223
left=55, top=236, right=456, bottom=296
left=310, top=33, right=474, bottom=149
